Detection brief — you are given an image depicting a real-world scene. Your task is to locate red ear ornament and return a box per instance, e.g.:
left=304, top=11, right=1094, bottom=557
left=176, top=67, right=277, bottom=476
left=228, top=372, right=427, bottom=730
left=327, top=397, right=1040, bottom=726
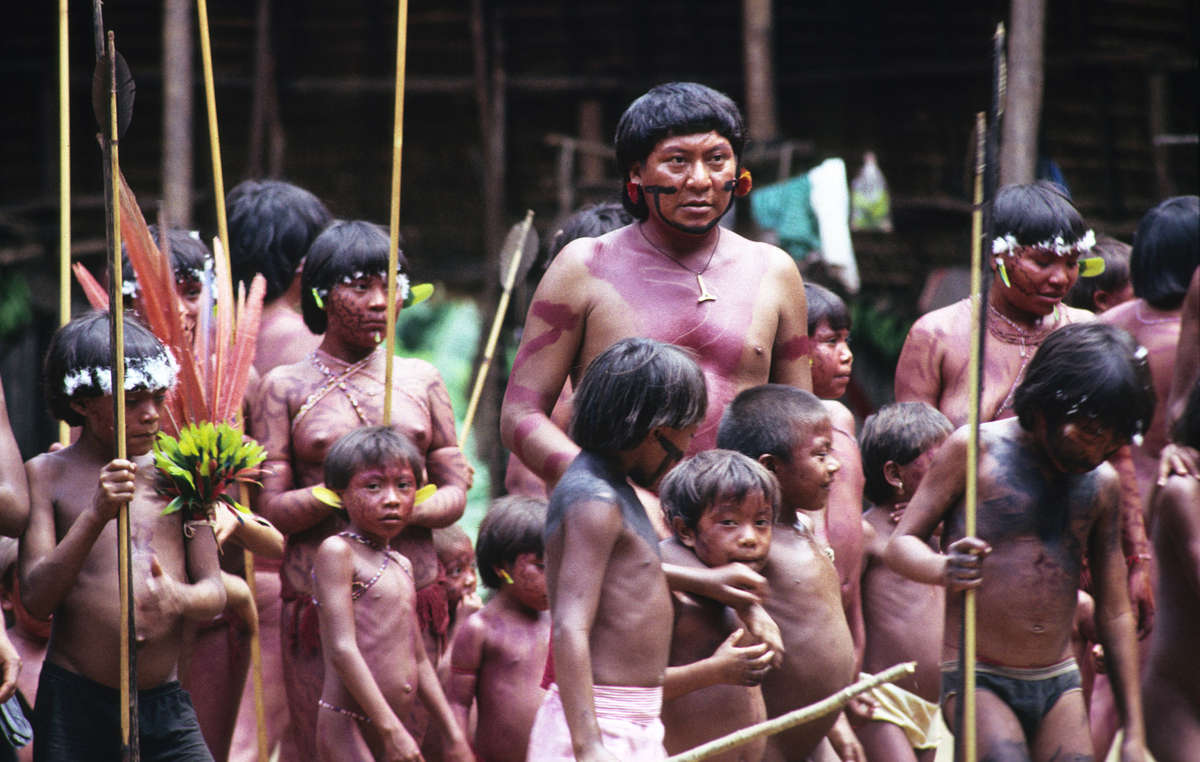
left=626, top=182, right=643, bottom=205
left=734, top=169, right=753, bottom=198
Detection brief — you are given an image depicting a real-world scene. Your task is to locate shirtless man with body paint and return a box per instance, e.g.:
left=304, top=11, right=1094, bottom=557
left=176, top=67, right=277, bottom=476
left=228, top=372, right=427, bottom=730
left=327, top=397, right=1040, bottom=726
left=500, top=82, right=812, bottom=523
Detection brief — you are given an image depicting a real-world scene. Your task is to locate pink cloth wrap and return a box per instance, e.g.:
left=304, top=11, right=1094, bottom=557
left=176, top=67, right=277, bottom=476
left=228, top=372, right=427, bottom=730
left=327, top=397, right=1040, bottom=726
left=526, top=683, right=666, bottom=761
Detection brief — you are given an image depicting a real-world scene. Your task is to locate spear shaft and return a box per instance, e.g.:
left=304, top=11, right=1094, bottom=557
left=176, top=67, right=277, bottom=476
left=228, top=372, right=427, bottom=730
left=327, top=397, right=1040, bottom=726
left=196, top=3, right=269, bottom=755
left=96, top=25, right=140, bottom=760
left=59, top=0, right=71, bottom=445
left=383, top=0, right=409, bottom=425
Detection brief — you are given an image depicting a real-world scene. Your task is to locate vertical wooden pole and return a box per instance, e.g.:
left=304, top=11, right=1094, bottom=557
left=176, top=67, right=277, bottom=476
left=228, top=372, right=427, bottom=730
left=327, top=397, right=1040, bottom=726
left=162, top=0, right=194, bottom=229
left=383, top=0, right=409, bottom=424
left=196, top=0, right=229, bottom=253
left=104, top=32, right=139, bottom=760
left=742, top=0, right=779, bottom=141
left=197, top=5, right=268, bottom=756
left=58, top=0, right=71, bottom=446
left=1000, top=0, right=1043, bottom=185
left=959, top=112, right=986, bottom=762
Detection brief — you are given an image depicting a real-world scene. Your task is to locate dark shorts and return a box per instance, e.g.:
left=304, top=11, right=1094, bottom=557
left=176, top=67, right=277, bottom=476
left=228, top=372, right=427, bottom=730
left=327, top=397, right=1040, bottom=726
left=33, top=662, right=213, bottom=762
left=941, top=657, right=1082, bottom=743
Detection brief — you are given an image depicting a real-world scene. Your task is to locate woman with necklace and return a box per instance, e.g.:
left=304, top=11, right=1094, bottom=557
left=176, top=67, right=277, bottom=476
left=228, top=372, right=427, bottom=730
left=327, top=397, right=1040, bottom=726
left=250, top=220, right=471, bottom=758
left=895, top=182, right=1096, bottom=427
left=894, top=182, right=1159, bottom=734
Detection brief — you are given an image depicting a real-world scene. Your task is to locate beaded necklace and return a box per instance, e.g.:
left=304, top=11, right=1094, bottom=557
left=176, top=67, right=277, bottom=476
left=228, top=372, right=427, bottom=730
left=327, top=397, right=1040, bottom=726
left=986, top=302, right=1062, bottom=416
left=295, top=348, right=380, bottom=426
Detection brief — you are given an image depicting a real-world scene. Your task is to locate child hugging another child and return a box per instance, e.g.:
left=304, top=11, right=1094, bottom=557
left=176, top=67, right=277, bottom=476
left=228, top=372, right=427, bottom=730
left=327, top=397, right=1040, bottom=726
left=658, top=450, right=780, bottom=762
left=445, top=496, right=550, bottom=762
left=856, top=402, right=953, bottom=762
left=531, top=338, right=779, bottom=762
left=312, top=425, right=470, bottom=762
left=22, top=312, right=226, bottom=760
left=717, top=385, right=858, bottom=762
left=886, top=322, right=1153, bottom=761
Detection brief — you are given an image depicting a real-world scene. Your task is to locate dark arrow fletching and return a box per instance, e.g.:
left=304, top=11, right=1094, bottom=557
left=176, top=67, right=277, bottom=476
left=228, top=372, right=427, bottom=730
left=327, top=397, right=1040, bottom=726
left=91, top=49, right=135, bottom=139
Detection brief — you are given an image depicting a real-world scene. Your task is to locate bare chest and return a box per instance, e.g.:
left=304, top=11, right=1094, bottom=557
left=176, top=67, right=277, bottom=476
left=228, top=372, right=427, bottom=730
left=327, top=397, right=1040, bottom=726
left=289, top=377, right=431, bottom=480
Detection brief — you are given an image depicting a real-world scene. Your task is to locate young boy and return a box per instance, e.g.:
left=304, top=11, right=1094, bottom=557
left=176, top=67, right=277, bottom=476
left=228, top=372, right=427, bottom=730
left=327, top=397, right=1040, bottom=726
left=529, top=337, right=706, bottom=761
left=805, top=281, right=867, bottom=668
left=857, top=402, right=954, bottom=762
left=1064, top=234, right=1133, bottom=314
left=717, top=384, right=858, bottom=762
left=445, top=495, right=550, bottom=762
left=433, top=524, right=482, bottom=658
left=311, top=426, right=471, bottom=762
left=886, top=322, right=1153, bottom=760
left=1143, top=378, right=1200, bottom=762
left=21, top=311, right=226, bottom=760
left=658, top=449, right=779, bottom=762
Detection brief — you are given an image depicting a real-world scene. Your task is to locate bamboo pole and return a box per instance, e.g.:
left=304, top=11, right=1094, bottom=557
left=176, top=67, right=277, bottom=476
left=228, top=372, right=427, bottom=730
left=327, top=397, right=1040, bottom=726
left=196, top=0, right=229, bottom=253
left=460, top=209, right=534, bottom=449
left=196, top=4, right=268, bottom=756
left=58, top=0, right=71, bottom=445
left=383, top=0, right=410, bottom=426
left=667, top=662, right=916, bottom=762
left=103, top=31, right=139, bottom=760
left=959, top=111, right=987, bottom=762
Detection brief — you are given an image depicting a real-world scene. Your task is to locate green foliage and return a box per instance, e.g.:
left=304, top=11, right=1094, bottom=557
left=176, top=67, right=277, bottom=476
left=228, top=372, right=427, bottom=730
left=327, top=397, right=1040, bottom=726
left=154, top=422, right=267, bottom=520
left=0, top=271, right=32, bottom=341
left=394, top=296, right=489, bottom=540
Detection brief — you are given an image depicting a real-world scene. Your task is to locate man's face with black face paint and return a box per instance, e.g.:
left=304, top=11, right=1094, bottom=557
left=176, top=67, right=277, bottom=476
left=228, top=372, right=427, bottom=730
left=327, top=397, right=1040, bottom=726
left=630, top=131, right=737, bottom=235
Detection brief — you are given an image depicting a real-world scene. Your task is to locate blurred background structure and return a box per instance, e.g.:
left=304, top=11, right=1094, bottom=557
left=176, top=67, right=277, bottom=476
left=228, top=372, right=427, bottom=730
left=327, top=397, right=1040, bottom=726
left=1, top=0, right=1195, bottom=510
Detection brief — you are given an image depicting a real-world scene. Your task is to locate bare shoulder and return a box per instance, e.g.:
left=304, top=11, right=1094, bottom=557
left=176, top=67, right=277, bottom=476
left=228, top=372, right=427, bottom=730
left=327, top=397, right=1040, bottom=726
left=1155, top=475, right=1200, bottom=528
left=392, top=355, right=441, bottom=382
left=910, top=300, right=968, bottom=341
left=257, top=359, right=312, bottom=401
left=315, top=532, right=353, bottom=564
left=1062, top=304, right=1097, bottom=324
left=823, top=400, right=856, bottom=433
left=540, top=236, right=603, bottom=293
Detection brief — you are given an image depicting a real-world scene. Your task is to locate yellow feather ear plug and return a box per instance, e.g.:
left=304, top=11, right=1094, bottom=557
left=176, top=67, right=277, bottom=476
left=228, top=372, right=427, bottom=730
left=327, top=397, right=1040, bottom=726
left=311, top=483, right=437, bottom=509
left=498, top=569, right=514, bottom=585
left=1079, top=257, right=1106, bottom=278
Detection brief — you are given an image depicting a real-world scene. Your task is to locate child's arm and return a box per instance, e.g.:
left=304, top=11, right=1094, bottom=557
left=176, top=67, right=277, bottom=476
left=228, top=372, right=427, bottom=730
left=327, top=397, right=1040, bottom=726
left=411, top=374, right=472, bottom=531
left=249, top=373, right=334, bottom=534
left=313, top=538, right=422, bottom=760
left=444, top=610, right=486, bottom=737
left=0, top=379, right=29, bottom=537
left=1089, top=471, right=1148, bottom=759
left=662, top=628, right=772, bottom=700
left=414, top=611, right=474, bottom=761
left=139, top=525, right=227, bottom=629
left=885, top=431, right=990, bottom=588
left=0, top=624, right=20, bottom=702
left=19, top=456, right=131, bottom=620
left=550, top=498, right=624, bottom=762
left=663, top=560, right=783, bottom=663
left=213, top=502, right=285, bottom=559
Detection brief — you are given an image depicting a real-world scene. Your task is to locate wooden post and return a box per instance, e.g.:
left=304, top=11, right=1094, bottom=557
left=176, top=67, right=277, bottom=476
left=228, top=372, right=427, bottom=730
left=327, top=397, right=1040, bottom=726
left=162, top=0, right=193, bottom=228
left=383, top=0, right=409, bottom=424
left=742, top=0, right=779, bottom=141
left=1000, top=0, right=1044, bottom=185
left=101, top=31, right=140, bottom=758
left=58, top=0, right=71, bottom=446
